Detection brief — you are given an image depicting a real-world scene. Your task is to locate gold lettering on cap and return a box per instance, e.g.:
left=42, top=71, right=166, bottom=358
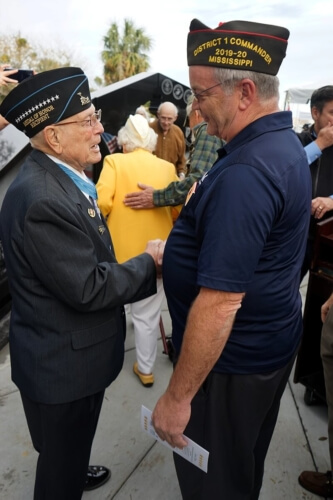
left=229, top=38, right=272, bottom=65
left=29, top=114, right=49, bottom=128
left=78, top=92, right=90, bottom=105
left=23, top=104, right=55, bottom=128
left=193, top=37, right=222, bottom=56
left=209, top=55, right=253, bottom=67
left=193, top=35, right=272, bottom=66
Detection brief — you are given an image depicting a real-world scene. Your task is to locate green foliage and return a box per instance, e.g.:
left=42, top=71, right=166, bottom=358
left=0, top=33, right=74, bottom=103
left=0, top=21, right=153, bottom=105
left=94, top=76, right=103, bottom=87
left=102, top=19, right=152, bottom=85
left=0, top=35, right=34, bottom=70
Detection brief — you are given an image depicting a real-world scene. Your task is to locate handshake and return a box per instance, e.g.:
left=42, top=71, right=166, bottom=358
left=144, top=239, right=166, bottom=277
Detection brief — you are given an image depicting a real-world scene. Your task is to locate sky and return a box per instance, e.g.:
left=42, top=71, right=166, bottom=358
left=1, top=0, right=333, bottom=110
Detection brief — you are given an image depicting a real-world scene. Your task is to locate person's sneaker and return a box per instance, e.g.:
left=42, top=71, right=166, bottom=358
left=133, top=362, right=154, bottom=387
left=298, top=470, right=333, bottom=498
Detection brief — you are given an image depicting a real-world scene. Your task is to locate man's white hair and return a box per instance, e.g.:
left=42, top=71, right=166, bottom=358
left=157, top=101, right=178, bottom=117
left=214, top=68, right=280, bottom=101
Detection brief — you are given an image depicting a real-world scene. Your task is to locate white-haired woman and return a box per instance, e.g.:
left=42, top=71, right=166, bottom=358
left=97, top=114, right=181, bottom=387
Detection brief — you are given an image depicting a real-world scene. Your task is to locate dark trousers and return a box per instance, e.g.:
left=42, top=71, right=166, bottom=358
left=21, top=390, right=105, bottom=500
left=174, top=354, right=296, bottom=500
left=321, top=307, right=333, bottom=470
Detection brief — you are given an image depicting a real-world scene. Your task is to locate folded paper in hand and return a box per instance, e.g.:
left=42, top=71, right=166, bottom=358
left=141, top=405, right=209, bottom=473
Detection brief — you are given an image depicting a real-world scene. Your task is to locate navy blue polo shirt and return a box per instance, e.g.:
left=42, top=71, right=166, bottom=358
left=163, top=111, right=311, bottom=374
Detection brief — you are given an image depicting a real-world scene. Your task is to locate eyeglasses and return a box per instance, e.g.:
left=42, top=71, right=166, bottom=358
left=55, top=109, right=102, bottom=128
left=191, top=83, right=221, bottom=102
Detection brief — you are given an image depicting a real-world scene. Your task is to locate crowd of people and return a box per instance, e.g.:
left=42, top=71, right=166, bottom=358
left=1, top=16, right=333, bottom=500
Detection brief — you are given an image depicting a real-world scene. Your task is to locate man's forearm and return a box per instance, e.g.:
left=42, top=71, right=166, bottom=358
left=151, top=287, right=244, bottom=448
left=152, top=177, right=193, bottom=206
left=167, top=288, right=244, bottom=402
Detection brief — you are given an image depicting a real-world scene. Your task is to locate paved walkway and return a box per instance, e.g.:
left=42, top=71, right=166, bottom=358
left=0, top=280, right=330, bottom=499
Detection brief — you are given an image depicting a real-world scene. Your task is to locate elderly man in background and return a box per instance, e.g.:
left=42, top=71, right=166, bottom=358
left=0, top=67, right=162, bottom=500
left=97, top=114, right=180, bottom=388
left=124, top=96, right=224, bottom=209
left=151, top=18, right=311, bottom=499
left=150, top=101, right=187, bottom=178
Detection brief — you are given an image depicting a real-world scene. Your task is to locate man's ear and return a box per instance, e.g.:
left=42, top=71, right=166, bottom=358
left=43, top=126, right=62, bottom=154
left=238, top=79, right=256, bottom=110
left=311, top=106, right=320, bottom=122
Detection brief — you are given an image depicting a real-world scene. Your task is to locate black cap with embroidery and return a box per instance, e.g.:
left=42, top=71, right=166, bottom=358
left=0, top=67, right=91, bottom=138
left=187, top=19, right=289, bottom=76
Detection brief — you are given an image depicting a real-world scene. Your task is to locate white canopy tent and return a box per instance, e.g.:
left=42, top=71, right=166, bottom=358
left=283, top=87, right=314, bottom=131
left=283, top=88, right=314, bottom=108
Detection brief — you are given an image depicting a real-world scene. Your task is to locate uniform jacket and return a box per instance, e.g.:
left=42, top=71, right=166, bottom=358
left=0, top=149, right=156, bottom=404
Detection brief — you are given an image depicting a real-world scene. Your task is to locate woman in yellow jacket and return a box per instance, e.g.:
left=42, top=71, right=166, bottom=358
left=97, top=114, right=181, bottom=387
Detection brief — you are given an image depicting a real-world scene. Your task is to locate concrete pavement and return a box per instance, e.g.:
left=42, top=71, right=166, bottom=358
left=0, top=284, right=329, bottom=499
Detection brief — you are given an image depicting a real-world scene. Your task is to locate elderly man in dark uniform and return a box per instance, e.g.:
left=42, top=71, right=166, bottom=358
left=151, top=18, right=311, bottom=499
left=0, top=67, right=162, bottom=500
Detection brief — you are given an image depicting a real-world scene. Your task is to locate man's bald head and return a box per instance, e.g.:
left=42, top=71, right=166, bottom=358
left=157, top=101, right=178, bottom=132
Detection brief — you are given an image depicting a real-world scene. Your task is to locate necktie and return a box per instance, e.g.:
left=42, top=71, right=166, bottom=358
left=57, top=163, right=98, bottom=200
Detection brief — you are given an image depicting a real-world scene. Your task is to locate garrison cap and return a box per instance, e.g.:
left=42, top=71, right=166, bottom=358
left=0, top=67, right=91, bottom=138
left=187, top=19, right=289, bottom=76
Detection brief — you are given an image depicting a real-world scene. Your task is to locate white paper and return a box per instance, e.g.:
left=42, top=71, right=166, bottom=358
left=141, top=405, right=209, bottom=473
